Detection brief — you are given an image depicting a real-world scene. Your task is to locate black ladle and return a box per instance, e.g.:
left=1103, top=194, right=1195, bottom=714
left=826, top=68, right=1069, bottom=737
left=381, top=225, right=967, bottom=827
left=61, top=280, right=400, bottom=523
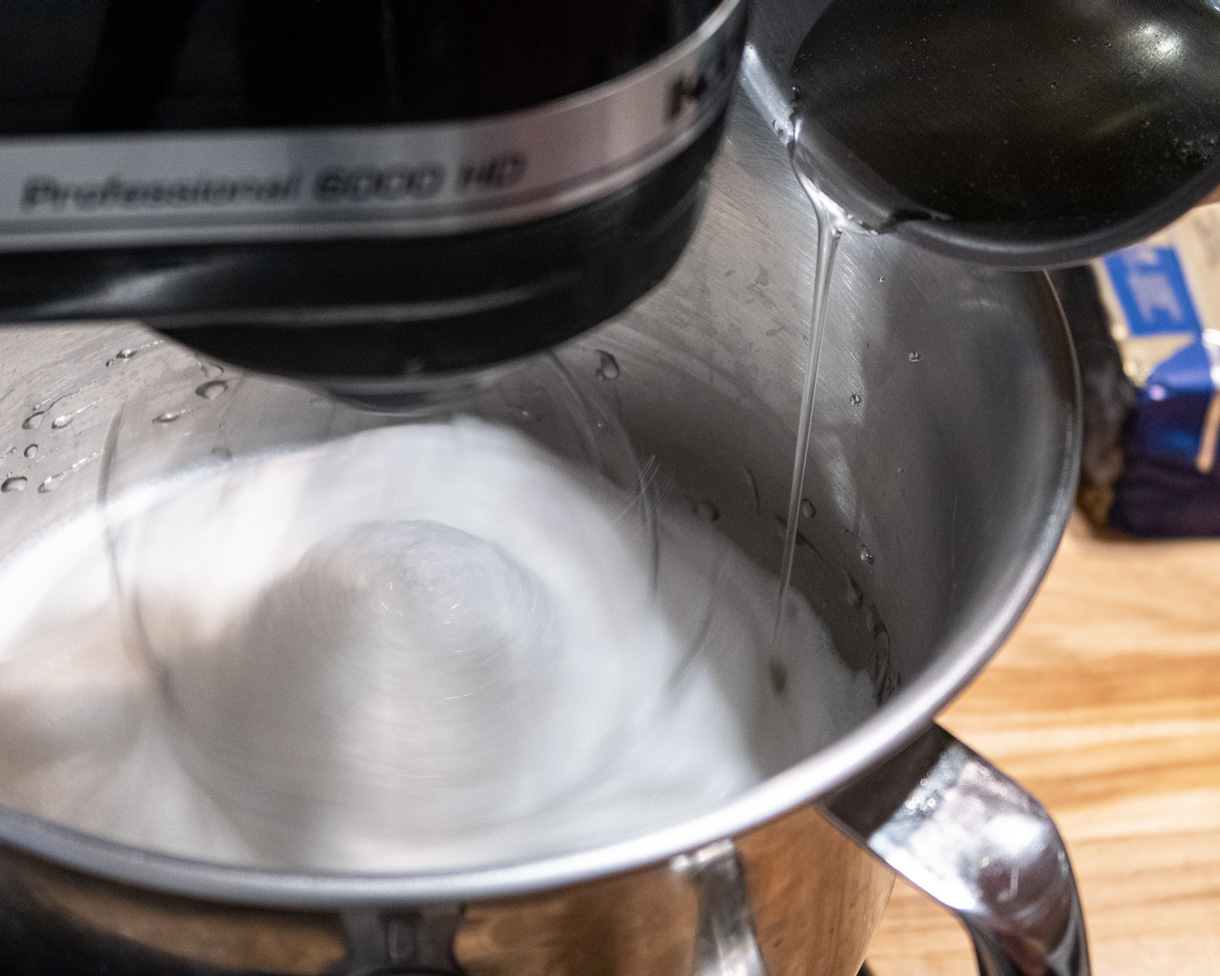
left=752, top=0, right=1220, bottom=268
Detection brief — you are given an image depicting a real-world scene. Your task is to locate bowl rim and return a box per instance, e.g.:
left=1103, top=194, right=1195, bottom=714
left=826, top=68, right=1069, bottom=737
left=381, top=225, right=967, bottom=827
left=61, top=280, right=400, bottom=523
left=0, top=273, right=1082, bottom=909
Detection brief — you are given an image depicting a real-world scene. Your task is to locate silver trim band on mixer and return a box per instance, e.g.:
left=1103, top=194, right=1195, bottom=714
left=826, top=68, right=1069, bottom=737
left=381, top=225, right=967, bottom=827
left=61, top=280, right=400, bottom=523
left=0, top=0, right=744, bottom=253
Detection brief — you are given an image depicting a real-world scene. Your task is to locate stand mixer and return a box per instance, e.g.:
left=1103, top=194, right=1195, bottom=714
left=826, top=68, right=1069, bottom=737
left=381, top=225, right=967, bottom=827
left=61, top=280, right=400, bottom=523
left=0, top=2, right=1212, bottom=975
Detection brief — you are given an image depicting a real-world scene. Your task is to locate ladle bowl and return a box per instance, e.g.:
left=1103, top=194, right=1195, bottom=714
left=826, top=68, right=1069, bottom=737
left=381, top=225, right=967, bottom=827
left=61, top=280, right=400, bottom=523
left=748, top=0, right=1220, bottom=268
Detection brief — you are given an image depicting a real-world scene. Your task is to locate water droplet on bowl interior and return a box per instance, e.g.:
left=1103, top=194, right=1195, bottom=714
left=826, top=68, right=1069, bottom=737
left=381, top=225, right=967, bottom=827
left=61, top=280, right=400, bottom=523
left=594, top=350, right=620, bottom=382
left=153, top=412, right=182, bottom=424
left=23, top=444, right=37, bottom=459
left=850, top=393, right=862, bottom=406
left=22, top=412, right=44, bottom=430
left=196, top=380, right=228, bottom=399
left=860, top=544, right=874, bottom=565
left=1, top=476, right=27, bottom=493
left=739, top=467, right=760, bottom=511
left=800, top=498, right=816, bottom=519
left=843, top=572, right=864, bottom=609
left=908, top=351, right=922, bottom=362
left=50, top=415, right=72, bottom=429
left=38, top=474, right=63, bottom=493
left=864, top=604, right=886, bottom=638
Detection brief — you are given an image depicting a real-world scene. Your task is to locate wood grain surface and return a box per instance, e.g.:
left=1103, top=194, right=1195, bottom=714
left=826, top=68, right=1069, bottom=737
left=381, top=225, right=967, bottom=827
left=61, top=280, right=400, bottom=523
left=866, top=515, right=1220, bottom=976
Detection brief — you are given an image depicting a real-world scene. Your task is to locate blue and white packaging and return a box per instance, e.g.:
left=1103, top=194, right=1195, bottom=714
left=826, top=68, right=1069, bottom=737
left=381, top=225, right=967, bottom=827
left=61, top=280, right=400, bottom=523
left=1094, top=204, right=1220, bottom=535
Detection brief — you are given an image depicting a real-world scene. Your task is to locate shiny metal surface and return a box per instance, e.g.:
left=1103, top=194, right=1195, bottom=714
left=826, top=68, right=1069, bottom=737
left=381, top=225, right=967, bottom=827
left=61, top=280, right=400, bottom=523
left=0, top=0, right=744, bottom=252
left=0, top=804, right=892, bottom=975
left=662, top=729, right=1090, bottom=976
left=673, top=841, right=770, bottom=976
left=825, top=726, right=1090, bottom=976
left=341, top=904, right=465, bottom=975
left=749, top=0, right=1220, bottom=268
left=0, top=84, right=1079, bottom=974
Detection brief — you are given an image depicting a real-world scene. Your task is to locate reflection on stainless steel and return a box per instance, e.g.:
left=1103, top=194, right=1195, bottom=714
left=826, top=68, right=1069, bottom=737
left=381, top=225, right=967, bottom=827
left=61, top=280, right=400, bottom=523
left=341, top=904, right=465, bottom=976
left=824, top=726, right=1090, bottom=976
left=673, top=840, right=770, bottom=976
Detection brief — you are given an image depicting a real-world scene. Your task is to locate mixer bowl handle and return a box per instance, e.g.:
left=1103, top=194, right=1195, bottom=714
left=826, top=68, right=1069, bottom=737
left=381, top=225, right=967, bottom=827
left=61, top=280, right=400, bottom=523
left=673, top=840, right=770, bottom=976
left=674, top=724, right=1089, bottom=976
left=823, top=724, right=1090, bottom=976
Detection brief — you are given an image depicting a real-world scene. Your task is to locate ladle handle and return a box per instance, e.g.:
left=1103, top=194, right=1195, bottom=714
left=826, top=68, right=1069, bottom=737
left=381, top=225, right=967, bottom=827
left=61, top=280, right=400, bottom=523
left=822, top=725, right=1091, bottom=976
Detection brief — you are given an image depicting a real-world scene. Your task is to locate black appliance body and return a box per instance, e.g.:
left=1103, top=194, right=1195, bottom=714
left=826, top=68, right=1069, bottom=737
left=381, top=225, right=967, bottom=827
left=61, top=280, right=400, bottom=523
left=0, top=0, right=746, bottom=406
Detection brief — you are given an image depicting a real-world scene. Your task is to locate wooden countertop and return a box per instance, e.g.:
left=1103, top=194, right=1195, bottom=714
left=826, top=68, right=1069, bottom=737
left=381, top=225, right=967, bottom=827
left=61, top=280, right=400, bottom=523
left=865, top=515, right=1220, bottom=976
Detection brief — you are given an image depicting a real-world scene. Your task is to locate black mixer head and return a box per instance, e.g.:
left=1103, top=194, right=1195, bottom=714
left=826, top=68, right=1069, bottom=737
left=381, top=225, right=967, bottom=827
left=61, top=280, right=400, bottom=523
left=156, top=118, right=726, bottom=410
left=0, top=0, right=745, bottom=408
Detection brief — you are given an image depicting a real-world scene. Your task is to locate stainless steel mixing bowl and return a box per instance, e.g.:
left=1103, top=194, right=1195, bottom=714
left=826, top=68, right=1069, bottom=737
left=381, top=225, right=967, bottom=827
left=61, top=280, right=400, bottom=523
left=0, top=90, right=1082, bottom=976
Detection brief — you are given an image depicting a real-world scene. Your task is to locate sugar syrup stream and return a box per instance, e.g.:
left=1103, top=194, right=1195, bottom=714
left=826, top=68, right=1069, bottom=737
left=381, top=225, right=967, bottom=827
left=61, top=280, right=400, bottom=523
left=774, top=150, right=855, bottom=643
